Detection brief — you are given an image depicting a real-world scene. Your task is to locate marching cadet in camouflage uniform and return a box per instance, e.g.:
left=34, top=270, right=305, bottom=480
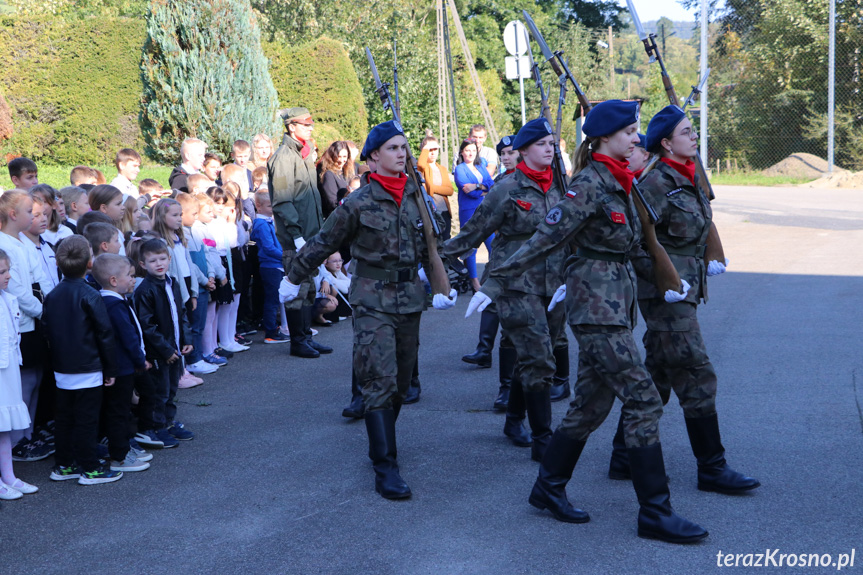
left=606, top=106, right=760, bottom=495
left=468, top=101, right=707, bottom=544
left=447, top=120, right=568, bottom=462
left=268, top=106, right=332, bottom=359
left=282, top=121, right=457, bottom=500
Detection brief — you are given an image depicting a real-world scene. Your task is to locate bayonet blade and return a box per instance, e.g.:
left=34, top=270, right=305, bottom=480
left=625, top=0, right=648, bottom=41
left=366, top=47, right=382, bottom=90
left=682, top=68, right=711, bottom=110
left=522, top=10, right=556, bottom=64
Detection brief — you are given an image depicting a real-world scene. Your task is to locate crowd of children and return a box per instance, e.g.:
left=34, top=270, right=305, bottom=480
left=0, top=136, right=353, bottom=499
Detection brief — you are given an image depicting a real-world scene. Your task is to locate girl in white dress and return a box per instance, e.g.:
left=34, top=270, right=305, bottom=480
left=0, top=249, right=39, bottom=499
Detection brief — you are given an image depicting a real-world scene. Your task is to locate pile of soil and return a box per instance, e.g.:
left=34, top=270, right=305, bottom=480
left=762, top=153, right=847, bottom=178
left=801, top=171, right=863, bottom=189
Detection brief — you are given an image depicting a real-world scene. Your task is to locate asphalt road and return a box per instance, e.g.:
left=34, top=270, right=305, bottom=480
left=4, top=185, right=863, bottom=574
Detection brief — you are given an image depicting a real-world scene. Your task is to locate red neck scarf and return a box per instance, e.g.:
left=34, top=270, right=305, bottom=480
left=661, top=158, right=696, bottom=186
left=295, top=136, right=312, bottom=160
left=593, top=153, right=634, bottom=195
left=370, top=172, right=407, bottom=206
left=633, top=168, right=645, bottom=181
left=504, top=168, right=515, bottom=175
left=516, top=162, right=553, bottom=193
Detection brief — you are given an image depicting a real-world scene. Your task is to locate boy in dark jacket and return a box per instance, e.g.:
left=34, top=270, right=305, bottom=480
left=42, top=235, right=123, bottom=485
left=133, top=239, right=194, bottom=449
left=250, top=190, right=288, bottom=343
left=93, top=254, right=152, bottom=473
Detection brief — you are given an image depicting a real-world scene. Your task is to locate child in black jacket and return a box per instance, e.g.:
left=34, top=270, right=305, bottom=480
left=42, top=236, right=123, bottom=485
left=133, top=239, right=194, bottom=449
left=93, top=254, right=152, bottom=473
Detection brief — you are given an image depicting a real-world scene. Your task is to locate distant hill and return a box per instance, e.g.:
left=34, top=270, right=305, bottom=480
left=641, top=20, right=696, bottom=40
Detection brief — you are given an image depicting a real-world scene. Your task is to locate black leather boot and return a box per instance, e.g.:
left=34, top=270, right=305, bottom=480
left=549, top=346, right=571, bottom=402
left=303, top=305, right=332, bottom=354
left=628, top=443, right=708, bottom=544
left=503, top=377, right=532, bottom=447
left=461, top=309, right=498, bottom=368
left=528, top=430, right=590, bottom=523
left=404, top=362, right=421, bottom=405
left=494, top=346, right=516, bottom=412
left=287, top=308, right=319, bottom=358
left=524, top=387, right=553, bottom=462
left=685, top=414, right=760, bottom=494
left=364, top=409, right=410, bottom=499
left=342, top=372, right=365, bottom=419
left=608, top=412, right=630, bottom=480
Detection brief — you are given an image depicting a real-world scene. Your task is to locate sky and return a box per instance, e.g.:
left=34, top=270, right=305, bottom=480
left=617, top=0, right=725, bottom=22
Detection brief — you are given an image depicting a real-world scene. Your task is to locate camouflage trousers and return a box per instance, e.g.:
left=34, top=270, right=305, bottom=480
left=352, top=305, right=421, bottom=411
left=639, top=299, right=717, bottom=419
left=497, top=292, right=566, bottom=393
left=282, top=250, right=316, bottom=310
left=559, top=325, right=663, bottom=447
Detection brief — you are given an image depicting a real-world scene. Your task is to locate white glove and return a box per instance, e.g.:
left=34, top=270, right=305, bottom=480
left=664, top=279, right=691, bottom=303
left=707, top=258, right=730, bottom=276
left=433, top=289, right=458, bottom=310
left=293, top=237, right=306, bottom=251
left=418, top=267, right=430, bottom=288
left=548, top=284, right=566, bottom=311
left=465, top=291, right=492, bottom=318
left=279, top=277, right=301, bottom=302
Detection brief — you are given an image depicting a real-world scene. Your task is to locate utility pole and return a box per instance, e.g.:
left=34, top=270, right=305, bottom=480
left=608, top=26, right=615, bottom=90
left=828, top=0, right=835, bottom=173
left=700, top=0, right=709, bottom=166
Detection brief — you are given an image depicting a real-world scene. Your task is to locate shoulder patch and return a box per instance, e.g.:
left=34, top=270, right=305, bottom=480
left=565, top=190, right=577, bottom=199
left=545, top=206, right=563, bottom=225
left=666, top=188, right=683, bottom=197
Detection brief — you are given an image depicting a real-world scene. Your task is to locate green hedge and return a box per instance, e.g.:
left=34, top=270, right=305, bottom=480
left=0, top=15, right=146, bottom=166
left=265, top=37, right=367, bottom=144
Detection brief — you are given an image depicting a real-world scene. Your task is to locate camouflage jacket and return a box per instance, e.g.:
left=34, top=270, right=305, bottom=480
left=484, top=159, right=645, bottom=329
left=442, top=169, right=566, bottom=297
left=268, top=134, right=323, bottom=251
left=287, top=177, right=430, bottom=314
left=636, top=161, right=712, bottom=304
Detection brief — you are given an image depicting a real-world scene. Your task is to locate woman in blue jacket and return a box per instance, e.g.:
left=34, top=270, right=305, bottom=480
left=454, top=138, right=495, bottom=292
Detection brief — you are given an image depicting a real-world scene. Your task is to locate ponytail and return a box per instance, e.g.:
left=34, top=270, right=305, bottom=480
left=572, top=137, right=595, bottom=176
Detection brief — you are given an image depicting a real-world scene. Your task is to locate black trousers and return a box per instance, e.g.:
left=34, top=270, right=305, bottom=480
left=100, top=374, right=135, bottom=461
left=55, top=386, right=103, bottom=472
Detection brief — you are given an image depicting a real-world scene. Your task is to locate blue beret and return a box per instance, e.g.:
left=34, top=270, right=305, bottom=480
left=511, top=118, right=554, bottom=151
left=646, top=105, right=687, bottom=152
left=635, top=133, right=647, bottom=149
left=496, top=135, right=517, bottom=155
left=360, top=120, right=405, bottom=161
left=582, top=100, right=640, bottom=138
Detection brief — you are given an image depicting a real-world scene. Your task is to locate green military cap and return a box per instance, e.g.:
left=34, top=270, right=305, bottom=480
left=279, top=107, right=314, bottom=124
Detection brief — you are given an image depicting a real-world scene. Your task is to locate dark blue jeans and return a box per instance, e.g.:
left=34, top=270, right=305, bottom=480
left=187, top=289, right=209, bottom=364
left=259, top=266, right=283, bottom=337
left=148, top=359, right=181, bottom=430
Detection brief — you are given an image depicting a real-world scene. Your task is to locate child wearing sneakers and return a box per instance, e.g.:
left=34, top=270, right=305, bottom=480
left=133, top=239, right=194, bottom=449
left=192, top=194, right=228, bottom=367
left=92, top=254, right=152, bottom=473
left=0, top=249, right=40, bottom=500
left=250, top=190, right=288, bottom=344
left=42, top=236, right=123, bottom=485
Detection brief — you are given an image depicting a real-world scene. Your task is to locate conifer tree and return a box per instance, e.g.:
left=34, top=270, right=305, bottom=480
left=140, top=0, right=282, bottom=164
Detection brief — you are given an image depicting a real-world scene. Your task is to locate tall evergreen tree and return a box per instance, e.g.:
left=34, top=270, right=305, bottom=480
left=139, top=0, right=282, bottom=164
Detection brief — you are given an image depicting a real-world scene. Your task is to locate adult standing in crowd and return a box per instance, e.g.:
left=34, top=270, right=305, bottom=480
left=454, top=137, right=495, bottom=293
left=471, top=101, right=708, bottom=544
left=605, top=106, right=759, bottom=496
left=169, top=138, right=207, bottom=193
left=317, top=141, right=354, bottom=219
left=282, top=120, right=457, bottom=500
left=447, top=121, right=567, bottom=461
left=416, top=135, right=454, bottom=240
left=469, top=124, right=499, bottom=178
left=250, top=133, right=275, bottom=171
left=268, top=107, right=331, bottom=359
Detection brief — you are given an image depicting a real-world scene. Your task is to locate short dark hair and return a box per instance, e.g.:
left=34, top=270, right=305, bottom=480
left=139, top=238, right=170, bottom=261
left=76, top=210, right=114, bottom=232
left=55, top=235, right=92, bottom=278
left=82, top=222, right=118, bottom=255
left=8, top=157, right=38, bottom=179
left=114, top=148, right=142, bottom=168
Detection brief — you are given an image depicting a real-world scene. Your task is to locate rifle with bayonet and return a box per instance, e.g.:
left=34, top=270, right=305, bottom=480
left=364, top=47, right=451, bottom=296
left=521, top=23, right=568, bottom=196
left=522, top=11, right=683, bottom=294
